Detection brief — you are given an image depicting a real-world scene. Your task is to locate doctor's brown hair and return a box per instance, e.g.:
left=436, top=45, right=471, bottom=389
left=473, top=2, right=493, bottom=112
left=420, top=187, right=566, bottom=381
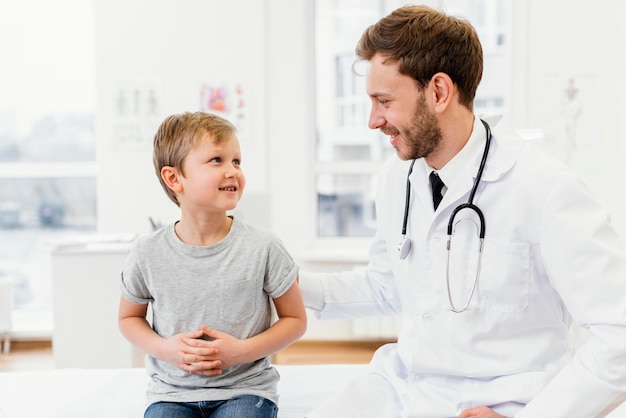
left=152, top=111, right=237, bottom=206
left=356, top=5, right=483, bottom=111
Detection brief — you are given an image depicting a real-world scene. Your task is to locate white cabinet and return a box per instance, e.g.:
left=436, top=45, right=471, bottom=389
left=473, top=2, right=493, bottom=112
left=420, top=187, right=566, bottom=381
left=51, top=242, right=144, bottom=368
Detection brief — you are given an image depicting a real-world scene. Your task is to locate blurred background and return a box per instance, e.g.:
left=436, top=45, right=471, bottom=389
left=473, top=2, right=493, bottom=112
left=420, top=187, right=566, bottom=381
left=0, top=0, right=624, bottom=350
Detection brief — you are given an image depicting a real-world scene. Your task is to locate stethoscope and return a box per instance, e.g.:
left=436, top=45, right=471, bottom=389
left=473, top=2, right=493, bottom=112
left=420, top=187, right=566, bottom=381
left=397, top=119, right=492, bottom=313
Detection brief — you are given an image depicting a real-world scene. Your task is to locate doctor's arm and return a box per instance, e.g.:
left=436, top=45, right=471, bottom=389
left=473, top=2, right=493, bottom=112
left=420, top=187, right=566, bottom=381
left=298, top=236, right=401, bottom=320
left=298, top=156, right=405, bottom=319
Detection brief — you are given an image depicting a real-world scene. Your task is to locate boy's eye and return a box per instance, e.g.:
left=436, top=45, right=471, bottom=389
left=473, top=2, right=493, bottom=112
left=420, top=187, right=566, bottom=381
left=210, top=157, right=221, bottom=163
left=233, top=159, right=241, bottom=166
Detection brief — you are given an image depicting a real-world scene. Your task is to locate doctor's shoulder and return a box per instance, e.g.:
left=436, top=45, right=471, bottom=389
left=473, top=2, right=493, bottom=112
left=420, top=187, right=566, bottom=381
left=504, top=136, right=600, bottom=218
left=488, top=120, right=572, bottom=177
left=516, top=138, right=579, bottom=180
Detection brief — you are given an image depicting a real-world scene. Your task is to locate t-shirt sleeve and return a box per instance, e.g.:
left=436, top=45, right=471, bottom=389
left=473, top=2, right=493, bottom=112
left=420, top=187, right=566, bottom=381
left=120, top=239, right=153, bottom=305
left=264, top=233, right=299, bottom=299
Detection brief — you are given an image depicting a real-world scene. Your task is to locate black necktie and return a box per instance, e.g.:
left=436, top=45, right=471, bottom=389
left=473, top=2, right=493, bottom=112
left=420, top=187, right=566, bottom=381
left=430, top=171, right=445, bottom=210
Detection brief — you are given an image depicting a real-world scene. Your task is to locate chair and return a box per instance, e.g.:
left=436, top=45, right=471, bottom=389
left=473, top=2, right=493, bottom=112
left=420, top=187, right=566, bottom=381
left=0, top=276, right=12, bottom=354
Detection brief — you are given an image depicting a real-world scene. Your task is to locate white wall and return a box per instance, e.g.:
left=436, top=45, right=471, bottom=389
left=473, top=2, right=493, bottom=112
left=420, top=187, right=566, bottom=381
left=511, top=1, right=626, bottom=234
left=94, top=0, right=269, bottom=235
left=93, top=0, right=626, bottom=340
left=94, top=0, right=323, bottom=263
left=265, top=0, right=316, bottom=262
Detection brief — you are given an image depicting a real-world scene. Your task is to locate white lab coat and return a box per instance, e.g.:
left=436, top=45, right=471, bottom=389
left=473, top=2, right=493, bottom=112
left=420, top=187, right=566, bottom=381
left=300, top=118, right=626, bottom=417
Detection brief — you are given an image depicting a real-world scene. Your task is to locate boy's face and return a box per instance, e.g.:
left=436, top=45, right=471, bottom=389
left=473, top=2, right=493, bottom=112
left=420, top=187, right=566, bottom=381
left=177, top=133, right=245, bottom=213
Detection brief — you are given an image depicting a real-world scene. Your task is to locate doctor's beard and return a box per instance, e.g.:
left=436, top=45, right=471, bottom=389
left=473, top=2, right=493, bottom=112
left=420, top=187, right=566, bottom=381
left=393, top=92, right=442, bottom=161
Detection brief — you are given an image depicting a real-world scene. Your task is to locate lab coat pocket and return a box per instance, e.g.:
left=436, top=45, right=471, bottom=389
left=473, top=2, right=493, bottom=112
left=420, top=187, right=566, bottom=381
left=219, top=278, right=257, bottom=324
left=475, top=237, right=530, bottom=313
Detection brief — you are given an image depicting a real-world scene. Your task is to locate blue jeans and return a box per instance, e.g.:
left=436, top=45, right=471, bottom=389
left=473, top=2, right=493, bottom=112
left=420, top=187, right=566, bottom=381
left=144, top=395, right=278, bottom=418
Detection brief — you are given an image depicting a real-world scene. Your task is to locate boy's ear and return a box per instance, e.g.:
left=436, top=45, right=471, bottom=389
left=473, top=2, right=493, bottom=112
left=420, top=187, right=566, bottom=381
left=161, top=166, right=182, bottom=193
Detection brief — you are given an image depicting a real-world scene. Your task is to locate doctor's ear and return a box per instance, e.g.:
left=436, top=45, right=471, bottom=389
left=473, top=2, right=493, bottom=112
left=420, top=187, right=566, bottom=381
left=161, top=166, right=182, bottom=193
left=430, top=72, right=454, bottom=113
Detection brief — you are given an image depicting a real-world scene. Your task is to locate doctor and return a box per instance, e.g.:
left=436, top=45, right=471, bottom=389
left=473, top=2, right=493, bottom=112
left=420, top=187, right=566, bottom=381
left=299, top=5, right=626, bottom=418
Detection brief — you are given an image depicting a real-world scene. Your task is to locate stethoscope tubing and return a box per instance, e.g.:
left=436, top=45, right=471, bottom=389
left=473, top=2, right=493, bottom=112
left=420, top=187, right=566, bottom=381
left=398, top=119, right=492, bottom=312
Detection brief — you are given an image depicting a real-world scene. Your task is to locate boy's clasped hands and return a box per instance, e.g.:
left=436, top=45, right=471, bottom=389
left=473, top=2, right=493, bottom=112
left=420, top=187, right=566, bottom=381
left=163, top=324, right=241, bottom=376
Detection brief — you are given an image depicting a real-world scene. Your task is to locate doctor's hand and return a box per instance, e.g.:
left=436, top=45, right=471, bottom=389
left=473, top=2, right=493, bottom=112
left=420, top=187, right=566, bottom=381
left=182, top=325, right=248, bottom=372
left=159, top=329, right=222, bottom=376
left=458, top=406, right=507, bottom=418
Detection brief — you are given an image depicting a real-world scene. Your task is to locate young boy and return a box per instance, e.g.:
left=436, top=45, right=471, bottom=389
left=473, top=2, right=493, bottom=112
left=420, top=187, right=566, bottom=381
left=118, top=111, right=307, bottom=418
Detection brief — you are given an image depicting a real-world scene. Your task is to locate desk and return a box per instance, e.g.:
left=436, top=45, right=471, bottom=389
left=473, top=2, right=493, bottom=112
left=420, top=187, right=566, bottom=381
left=51, top=241, right=144, bottom=368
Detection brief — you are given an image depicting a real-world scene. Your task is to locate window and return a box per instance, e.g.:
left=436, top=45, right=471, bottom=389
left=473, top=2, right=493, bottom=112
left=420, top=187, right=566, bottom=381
left=0, top=1, right=96, bottom=326
left=314, top=0, right=510, bottom=244
left=314, top=0, right=400, bottom=245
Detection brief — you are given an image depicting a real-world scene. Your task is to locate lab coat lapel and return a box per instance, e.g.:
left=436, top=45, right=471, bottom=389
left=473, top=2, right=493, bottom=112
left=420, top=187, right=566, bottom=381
left=478, top=123, right=525, bottom=183
left=435, top=123, right=524, bottom=212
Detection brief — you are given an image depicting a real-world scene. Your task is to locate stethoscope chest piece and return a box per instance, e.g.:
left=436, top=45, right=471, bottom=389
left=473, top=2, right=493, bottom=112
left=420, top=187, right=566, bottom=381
left=398, top=236, right=411, bottom=260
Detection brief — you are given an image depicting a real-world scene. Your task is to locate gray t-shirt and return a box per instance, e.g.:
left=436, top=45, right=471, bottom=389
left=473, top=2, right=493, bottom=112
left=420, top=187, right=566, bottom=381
left=120, top=216, right=298, bottom=405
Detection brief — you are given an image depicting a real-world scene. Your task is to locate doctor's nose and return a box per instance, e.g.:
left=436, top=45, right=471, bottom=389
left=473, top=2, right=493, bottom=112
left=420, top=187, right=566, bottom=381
left=368, top=108, right=385, bottom=130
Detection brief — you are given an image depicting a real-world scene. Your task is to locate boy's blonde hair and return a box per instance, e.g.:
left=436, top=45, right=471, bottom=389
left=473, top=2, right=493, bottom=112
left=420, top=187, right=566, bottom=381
left=153, top=111, right=237, bottom=206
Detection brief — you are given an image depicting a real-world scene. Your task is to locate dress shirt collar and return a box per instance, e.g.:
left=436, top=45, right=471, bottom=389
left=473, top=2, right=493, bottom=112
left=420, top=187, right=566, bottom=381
left=425, top=116, right=488, bottom=195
